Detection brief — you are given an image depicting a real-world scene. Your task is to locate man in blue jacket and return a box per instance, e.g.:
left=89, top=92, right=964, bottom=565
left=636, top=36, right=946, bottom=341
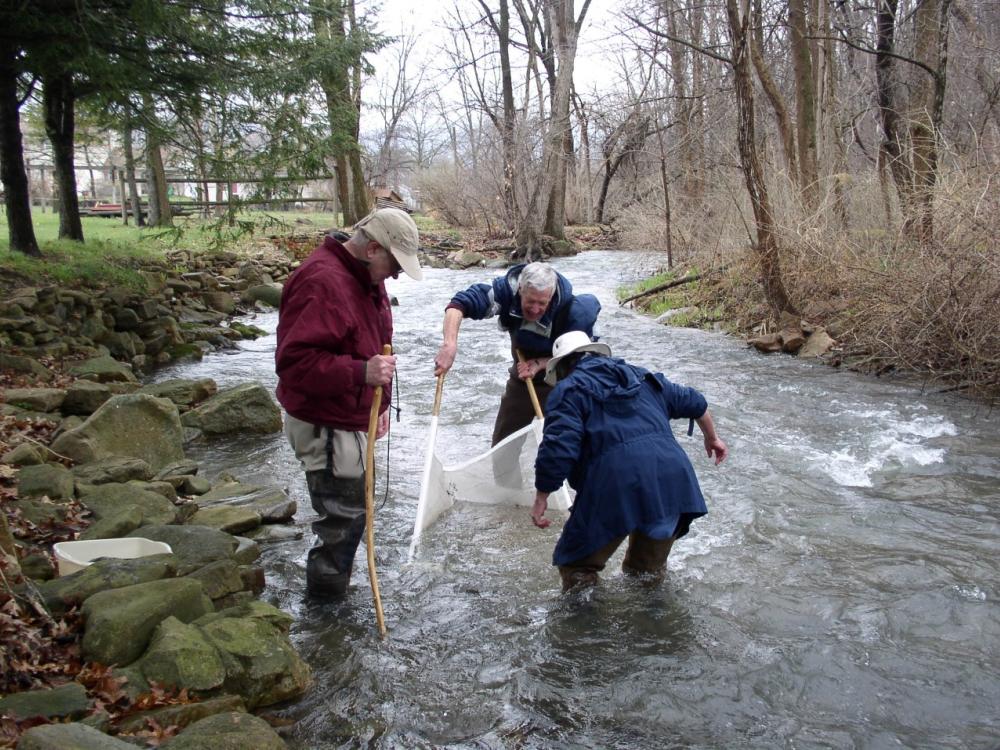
left=434, top=263, right=601, bottom=445
left=531, top=331, right=728, bottom=591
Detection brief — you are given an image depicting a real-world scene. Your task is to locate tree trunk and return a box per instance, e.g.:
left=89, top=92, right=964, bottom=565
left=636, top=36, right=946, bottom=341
left=0, top=41, right=40, bottom=256
left=750, top=0, right=797, bottom=181
left=83, top=146, right=97, bottom=201
left=656, top=123, right=673, bottom=268
left=789, top=0, right=819, bottom=210
left=497, top=0, right=519, bottom=233
left=141, top=94, right=172, bottom=228
left=572, top=93, right=593, bottom=224
left=689, top=1, right=706, bottom=203
left=875, top=0, right=914, bottom=229
left=542, top=0, right=587, bottom=239
left=311, top=0, right=369, bottom=226
left=726, top=0, right=796, bottom=317
left=908, top=0, right=952, bottom=243
left=144, top=139, right=171, bottom=227
left=121, top=118, right=144, bottom=227
left=347, top=0, right=370, bottom=221
left=42, top=72, right=84, bottom=241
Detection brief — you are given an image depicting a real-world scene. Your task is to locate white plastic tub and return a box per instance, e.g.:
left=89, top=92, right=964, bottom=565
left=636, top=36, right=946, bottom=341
left=53, top=538, right=173, bottom=576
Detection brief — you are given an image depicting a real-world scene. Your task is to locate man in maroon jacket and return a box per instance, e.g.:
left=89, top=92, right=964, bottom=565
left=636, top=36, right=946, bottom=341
left=275, top=208, right=423, bottom=597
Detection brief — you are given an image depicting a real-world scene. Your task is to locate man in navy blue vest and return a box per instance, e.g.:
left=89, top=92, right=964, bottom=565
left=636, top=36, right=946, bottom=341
left=434, top=262, right=601, bottom=445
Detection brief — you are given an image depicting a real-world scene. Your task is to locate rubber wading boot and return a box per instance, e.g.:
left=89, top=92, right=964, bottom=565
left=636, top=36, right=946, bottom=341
left=304, top=471, right=367, bottom=598
left=558, top=567, right=600, bottom=591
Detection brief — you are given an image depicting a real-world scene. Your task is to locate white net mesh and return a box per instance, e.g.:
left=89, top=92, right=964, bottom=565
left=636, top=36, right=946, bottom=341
left=410, top=418, right=573, bottom=557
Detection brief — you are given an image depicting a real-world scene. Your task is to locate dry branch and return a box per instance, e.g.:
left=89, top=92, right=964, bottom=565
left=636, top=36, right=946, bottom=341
left=619, top=273, right=700, bottom=305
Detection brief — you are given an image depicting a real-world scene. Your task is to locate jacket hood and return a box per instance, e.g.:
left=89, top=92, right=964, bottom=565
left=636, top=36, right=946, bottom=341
left=566, top=356, right=645, bottom=401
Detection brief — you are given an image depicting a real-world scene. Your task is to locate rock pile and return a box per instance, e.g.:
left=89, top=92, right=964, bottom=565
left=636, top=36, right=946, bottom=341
left=1, top=373, right=306, bottom=746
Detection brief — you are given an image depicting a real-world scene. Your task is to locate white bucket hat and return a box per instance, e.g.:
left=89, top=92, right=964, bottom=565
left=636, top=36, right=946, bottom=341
left=355, top=208, right=423, bottom=280
left=544, top=330, right=611, bottom=385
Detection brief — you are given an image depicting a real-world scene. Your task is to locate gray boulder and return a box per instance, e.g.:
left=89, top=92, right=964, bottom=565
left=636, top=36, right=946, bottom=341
left=17, top=722, right=136, bottom=750
left=244, top=525, right=303, bottom=544
left=72, top=456, right=154, bottom=485
left=0, top=352, right=53, bottom=381
left=186, top=559, right=250, bottom=602
left=232, top=536, right=261, bottom=564
left=138, top=616, right=227, bottom=693
left=161, top=711, right=286, bottom=749
left=1, top=442, right=47, bottom=466
left=17, top=463, right=75, bottom=500
left=181, top=475, right=212, bottom=495
left=139, top=378, right=218, bottom=408
left=11, top=498, right=74, bottom=527
left=182, top=382, right=282, bottom=436
left=68, top=354, right=137, bottom=383
left=77, top=483, right=180, bottom=527
left=3, top=387, right=65, bottom=413
left=197, top=482, right=296, bottom=523
left=77, top=505, right=144, bottom=540
left=242, top=283, right=283, bottom=308
left=195, top=603, right=311, bottom=709
left=0, top=682, right=90, bottom=721
left=81, top=577, right=214, bottom=666
left=50, top=393, right=185, bottom=471
left=128, top=524, right=239, bottom=575
left=202, top=291, right=236, bottom=314
left=189, top=506, right=262, bottom=535
left=61, top=380, right=112, bottom=415
left=38, top=555, right=178, bottom=616
left=114, top=694, right=245, bottom=735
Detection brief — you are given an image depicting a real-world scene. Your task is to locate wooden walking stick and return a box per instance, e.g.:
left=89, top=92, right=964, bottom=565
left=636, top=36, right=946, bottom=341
left=516, top=349, right=544, bottom=419
left=365, top=344, right=391, bottom=638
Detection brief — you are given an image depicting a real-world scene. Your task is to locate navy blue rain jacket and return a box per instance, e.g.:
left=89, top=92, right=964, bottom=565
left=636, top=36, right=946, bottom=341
left=535, top=356, right=710, bottom=566
left=449, top=264, right=601, bottom=356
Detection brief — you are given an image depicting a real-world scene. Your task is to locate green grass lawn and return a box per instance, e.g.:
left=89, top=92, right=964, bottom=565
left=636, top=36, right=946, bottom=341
left=1, top=207, right=446, bottom=289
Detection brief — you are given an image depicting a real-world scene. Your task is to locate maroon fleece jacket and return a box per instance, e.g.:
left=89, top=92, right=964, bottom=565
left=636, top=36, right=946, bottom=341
left=275, top=235, right=392, bottom=429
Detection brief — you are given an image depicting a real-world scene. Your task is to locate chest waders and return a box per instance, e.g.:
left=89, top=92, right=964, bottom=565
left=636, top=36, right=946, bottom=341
left=304, top=426, right=366, bottom=598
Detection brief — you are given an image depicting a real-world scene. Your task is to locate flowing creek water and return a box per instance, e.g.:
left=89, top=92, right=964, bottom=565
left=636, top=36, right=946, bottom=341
left=151, top=250, right=999, bottom=749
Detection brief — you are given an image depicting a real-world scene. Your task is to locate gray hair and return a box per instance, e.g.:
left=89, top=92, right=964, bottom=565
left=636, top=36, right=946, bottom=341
left=517, top=262, right=557, bottom=294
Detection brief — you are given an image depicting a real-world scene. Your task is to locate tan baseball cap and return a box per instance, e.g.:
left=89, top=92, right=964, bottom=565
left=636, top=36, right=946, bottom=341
left=355, top=208, right=423, bottom=280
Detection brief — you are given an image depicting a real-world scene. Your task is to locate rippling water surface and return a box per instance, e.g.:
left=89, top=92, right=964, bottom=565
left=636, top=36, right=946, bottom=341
left=154, top=251, right=1000, bottom=749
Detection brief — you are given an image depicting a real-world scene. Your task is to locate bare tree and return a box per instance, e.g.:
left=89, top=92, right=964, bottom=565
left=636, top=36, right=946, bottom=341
left=540, top=0, right=592, bottom=240
left=369, top=33, right=428, bottom=189
left=726, top=0, right=795, bottom=315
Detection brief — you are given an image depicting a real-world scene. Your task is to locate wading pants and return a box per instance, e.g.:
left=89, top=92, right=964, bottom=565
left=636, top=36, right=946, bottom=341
left=558, top=533, right=676, bottom=592
left=304, top=470, right=366, bottom=597
left=491, top=372, right=554, bottom=446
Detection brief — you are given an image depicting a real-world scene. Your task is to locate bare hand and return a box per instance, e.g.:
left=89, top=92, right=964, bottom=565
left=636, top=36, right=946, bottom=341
left=516, top=359, right=541, bottom=380
left=705, top=437, right=728, bottom=465
left=531, top=493, right=551, bottom=528
left=376, top=409, right=389, bottom=439
left=434, top=343, right=456, bottom=376
left=365, top=354, right=396, bottom=386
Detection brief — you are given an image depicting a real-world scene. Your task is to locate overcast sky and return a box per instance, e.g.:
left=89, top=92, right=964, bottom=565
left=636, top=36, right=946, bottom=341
left=367, top=0, right=630, bottom=96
